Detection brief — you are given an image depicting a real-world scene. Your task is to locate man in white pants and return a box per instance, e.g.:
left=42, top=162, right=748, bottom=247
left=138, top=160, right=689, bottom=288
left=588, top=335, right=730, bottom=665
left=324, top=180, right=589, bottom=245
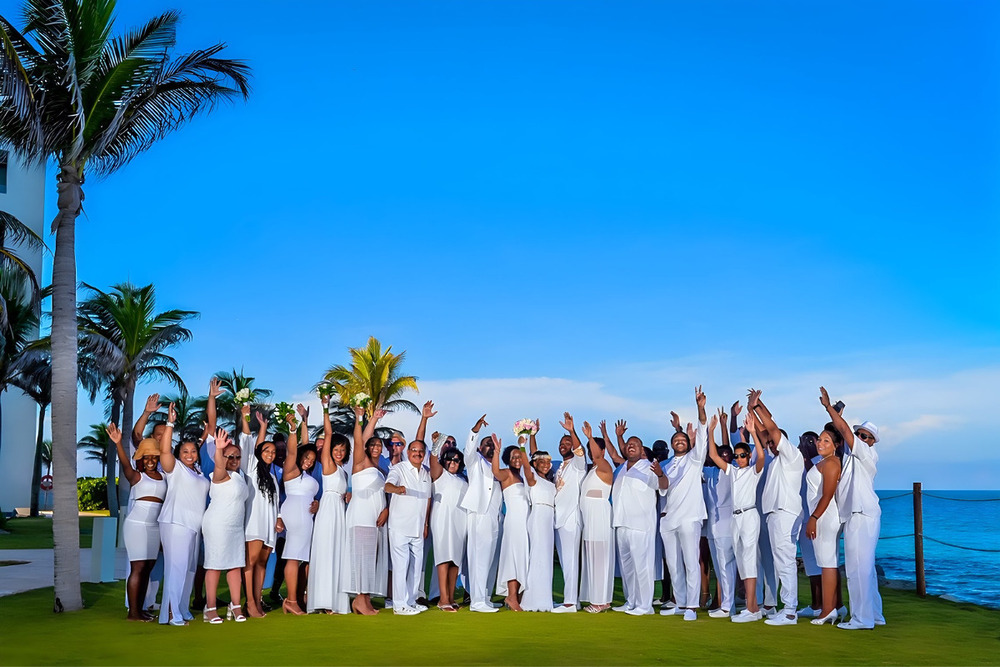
left=822, top=395, right=885, bottom=630
left=750, top=389, right=804, bottom=626
left=461, top=415, right=502, bottom=613
left=659, top=387, right=709, bottom=621
left=385, top=439, right=433, bottom=615
left=613, top=418, right=670, bottom=616
left=547, top=413, right=587, bottom=612
left=704, top=409, right=737, bottom=619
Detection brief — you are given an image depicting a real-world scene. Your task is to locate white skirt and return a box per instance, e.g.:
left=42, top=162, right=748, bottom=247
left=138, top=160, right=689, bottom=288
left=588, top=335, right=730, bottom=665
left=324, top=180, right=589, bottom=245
left=344, top=525, right=389, bottom=596
left=124, top=500, right=162, bottom=561
left=813, top=510, right=840, bottom=569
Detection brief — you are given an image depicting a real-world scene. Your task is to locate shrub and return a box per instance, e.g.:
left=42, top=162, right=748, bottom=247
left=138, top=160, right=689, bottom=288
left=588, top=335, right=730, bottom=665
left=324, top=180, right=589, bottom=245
left=77, top=477, right=109, bottom=511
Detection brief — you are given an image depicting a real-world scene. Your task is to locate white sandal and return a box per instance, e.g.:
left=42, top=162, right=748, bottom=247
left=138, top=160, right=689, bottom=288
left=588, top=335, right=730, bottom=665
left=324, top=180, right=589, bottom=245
left=227, top=602, right=247, bottom=622
left=203, top=606, right=223, bottom=624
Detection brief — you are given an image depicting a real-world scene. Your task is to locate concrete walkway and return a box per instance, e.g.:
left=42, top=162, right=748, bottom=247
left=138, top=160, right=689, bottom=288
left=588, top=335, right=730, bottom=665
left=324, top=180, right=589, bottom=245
left=0, top=548, right=128, bottom=597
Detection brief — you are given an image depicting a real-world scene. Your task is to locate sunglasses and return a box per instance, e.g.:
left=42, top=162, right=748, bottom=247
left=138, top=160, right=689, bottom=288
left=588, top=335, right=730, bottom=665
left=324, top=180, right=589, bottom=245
left=855, top=431, right=874, bottom=442
left=443, top=458, right=460, bottom=464
left=734, top=453, right=750, bottom=459
left=225, top=454, right=241, bottom=460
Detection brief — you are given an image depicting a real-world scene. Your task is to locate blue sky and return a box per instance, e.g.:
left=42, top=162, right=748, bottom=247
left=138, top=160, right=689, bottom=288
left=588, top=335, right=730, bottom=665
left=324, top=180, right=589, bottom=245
left=30, top=0, right=998, bottom=487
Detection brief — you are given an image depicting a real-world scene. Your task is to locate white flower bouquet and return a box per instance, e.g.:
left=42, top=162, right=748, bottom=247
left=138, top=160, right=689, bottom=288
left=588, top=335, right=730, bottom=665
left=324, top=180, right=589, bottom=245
left=317, top=382, right=336, bottom=401
left=349, top=392, right=372, bottom=416
left=234, top=388, right=256, bottom=421
left=273, top=401, right=297, bottom=433
left=513, top=418, right=538, bottom=437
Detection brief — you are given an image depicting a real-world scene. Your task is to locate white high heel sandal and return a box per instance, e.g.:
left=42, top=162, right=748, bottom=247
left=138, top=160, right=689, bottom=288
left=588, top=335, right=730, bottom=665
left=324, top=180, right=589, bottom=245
left=203, top=606, right=223, bottom=624
left=227, top=602, right=247, bottom=622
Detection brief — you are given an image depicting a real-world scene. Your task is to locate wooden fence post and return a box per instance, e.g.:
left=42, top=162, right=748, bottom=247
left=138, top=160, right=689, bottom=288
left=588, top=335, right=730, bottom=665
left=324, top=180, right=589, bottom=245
left=913, top=481, right=926, bottom=597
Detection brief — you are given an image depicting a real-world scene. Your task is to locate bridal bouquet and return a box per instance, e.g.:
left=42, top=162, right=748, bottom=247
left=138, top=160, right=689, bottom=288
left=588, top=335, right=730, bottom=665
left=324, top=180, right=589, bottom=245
left=317, top=383, right=336, bottom=402
left=273, top=401, right=297, bottom=433
left=513, top=418, right=538, bottom=437
left=349, top=392, right=372, bottom=416
left=234, top=388, right=256, bottom=421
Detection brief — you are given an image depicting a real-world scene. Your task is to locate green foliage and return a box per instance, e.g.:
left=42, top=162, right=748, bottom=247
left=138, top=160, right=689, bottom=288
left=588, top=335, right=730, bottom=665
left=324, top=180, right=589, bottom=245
left=322, top=337, right=420, bottom=415
left=76, top=477, right=109, bottom=511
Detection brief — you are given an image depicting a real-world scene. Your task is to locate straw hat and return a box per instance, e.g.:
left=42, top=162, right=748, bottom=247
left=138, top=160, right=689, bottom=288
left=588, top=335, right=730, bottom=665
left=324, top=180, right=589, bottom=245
left=133, top=437, right=160, bottom=460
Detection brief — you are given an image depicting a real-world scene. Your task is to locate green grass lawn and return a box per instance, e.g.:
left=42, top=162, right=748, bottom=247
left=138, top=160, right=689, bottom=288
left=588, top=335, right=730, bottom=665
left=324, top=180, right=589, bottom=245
left=0, top=578, right=996, bottom=666
left=0, top=515, right=99, bottom=550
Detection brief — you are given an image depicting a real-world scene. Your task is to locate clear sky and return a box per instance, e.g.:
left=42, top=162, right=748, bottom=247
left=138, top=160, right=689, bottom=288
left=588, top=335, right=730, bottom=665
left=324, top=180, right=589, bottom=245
left=34, top=0, right=998, bottom=487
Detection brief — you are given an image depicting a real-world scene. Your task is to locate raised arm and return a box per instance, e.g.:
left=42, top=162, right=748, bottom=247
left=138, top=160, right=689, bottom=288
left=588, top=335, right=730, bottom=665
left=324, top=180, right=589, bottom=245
left=605, top=420, right=625, bottom=466
left=719, top=407, right=731, bottom=449
left=360, top=408, right=383, bottom=444
left=297, top=404, right=310, bottom=446
left=522, top=449, right=537, bottom=487
left=490, top=433, right=509, bottom=482
left=207, top=377, right=223, bottom=434
left=529, top=417, right=539, bottom=455
left=468, top=414, right=489, bottom=459
left=212, top=428, right=234, bottom=484
left=584, top=422, right=613, bottom=479
left=708, top=412, right=728, bottom=472
left=109, top=422, right=141, bottom=485
left=132, top=393, right=161, bottom=447
left=158, top=403, right=178, bottom=473
left=352, top=405, right=366, bottom=465
left=320, top=398, right=335, bottom=473
left=670, top=411, right=683, bottom=434
left=819, top=386, right=855, bottom=450
left=283, top=413, right=300, bottom=480
left=744, top=412, right=766, bottom=472
left=415, top=401, right=436, bottom=443
left=428, top=444, right=444, bottom=480
left=747, top=388, right=782, bottom=446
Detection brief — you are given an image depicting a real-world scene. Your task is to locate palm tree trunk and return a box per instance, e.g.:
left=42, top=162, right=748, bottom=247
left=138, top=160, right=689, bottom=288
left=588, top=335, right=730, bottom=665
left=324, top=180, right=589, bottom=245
left=116, top=381, right=135, bottom=534
left=51, top=163, right=84, bottom=613
left=29, top=403, right=46, bottom=517
left=106, top=393, right=121, bottom=518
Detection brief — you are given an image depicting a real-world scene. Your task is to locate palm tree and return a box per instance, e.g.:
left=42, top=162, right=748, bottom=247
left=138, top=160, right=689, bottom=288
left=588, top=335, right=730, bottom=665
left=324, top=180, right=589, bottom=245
left=322, top=337, right=420, bottom=417
left=0, top=269, right=38, bottom=456
left=40, top=438, right=52, bottom=474
left=77, top=423, right=109, bottom=478
left=214, top=368, right=272, bottom=431
left=0, top=0, right=250, bottom=611
left=148, top=391, right=206, bottom=443
left=78, top=282, right=196, bottom=517
left=0, top=210, right=44, bottom=328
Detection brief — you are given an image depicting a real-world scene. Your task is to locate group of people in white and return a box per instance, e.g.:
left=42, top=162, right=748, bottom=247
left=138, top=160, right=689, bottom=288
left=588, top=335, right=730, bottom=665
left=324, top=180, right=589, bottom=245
left=111, top=378, right=885, bottom=630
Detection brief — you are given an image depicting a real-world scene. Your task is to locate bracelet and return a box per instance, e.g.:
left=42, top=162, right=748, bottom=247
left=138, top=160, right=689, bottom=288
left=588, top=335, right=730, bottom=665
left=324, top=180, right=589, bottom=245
left=810, top=514, right=819, bottom=520
left=166, top=421, right=175, bottom=428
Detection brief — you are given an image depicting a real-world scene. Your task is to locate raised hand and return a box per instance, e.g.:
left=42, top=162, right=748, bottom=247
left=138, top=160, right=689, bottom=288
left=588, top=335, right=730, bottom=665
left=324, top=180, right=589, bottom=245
left=695, top=385, right=706, bottom=409
left=615, top=419, right=627, bottom=437
left=107, top=422, right=122, bottom=444
left=651, top=459, right=664, bottom=478
left=254, top=410, right=266, bottom=427
left=284, top=411, right=297, bottom=426
left=472, top=414, right=489, bottom=433
left=730, top=400, right=743, bottom=419
left=708, top=413, right=719, bottom=432
left=534, top=418, right=541, bottom=432
left=168, top=403, right=177, bottom=424
left=819, top=386, right=832, bottom=409
left=372, top=408, right=387, bottom=423
left=422, top=401, right=437, bottom=419
left=209, top=377, right=224, bottom=399
left=215, top=427, right=232, bottom=448
left=143, top=394, right=160, bottom=413
left=490, top=433, right=503, bottom=450
left=296, top=403, right=309, bottom=419
left=582, top=421, right=593, bottom=439
left=686, top=422, right=695, bottom=443
left=746, top=388, right=762, bottom=409
left=559, top=412, right=575, bottom=432
left=241, top=403, right=251, bottom=419
left=718, top=407, right=728, bottom=426
left=670, top=411, right=682, bottom=432
left=744, top=411, right=757, bottom=433
left=352, top=405, right=364, bottom=420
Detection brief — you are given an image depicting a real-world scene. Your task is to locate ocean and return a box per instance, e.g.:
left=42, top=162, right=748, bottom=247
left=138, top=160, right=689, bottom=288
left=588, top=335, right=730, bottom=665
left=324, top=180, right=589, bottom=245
left=876, top=489, right=1000, bottom=609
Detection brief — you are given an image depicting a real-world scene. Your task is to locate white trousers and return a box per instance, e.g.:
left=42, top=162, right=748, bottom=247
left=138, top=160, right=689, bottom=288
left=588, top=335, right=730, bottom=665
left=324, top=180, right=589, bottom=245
left=660, top=521, right=702, bottom=609
left=158, top=523, right=198, bottom=624
left=766, top=510, right=801, bottom=612
left=732, top=512, right=760, bottom=580
left=555, top=523, right=582, bottom=606
left=844, top=513, right=883, bottom=627
left=709, top=533, right=737, bottom=612
left=389, top=532, right=424, bottom=609
left=757, top=513, right=778, bottom=607
left=616, top=527, right=655, bottom=613
left=467, top=512, right=500, bottom=606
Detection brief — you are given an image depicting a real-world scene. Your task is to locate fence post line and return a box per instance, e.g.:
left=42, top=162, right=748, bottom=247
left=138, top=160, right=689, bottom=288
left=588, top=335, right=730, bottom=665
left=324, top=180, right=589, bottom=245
left=913, top=481, right=926, bottom=597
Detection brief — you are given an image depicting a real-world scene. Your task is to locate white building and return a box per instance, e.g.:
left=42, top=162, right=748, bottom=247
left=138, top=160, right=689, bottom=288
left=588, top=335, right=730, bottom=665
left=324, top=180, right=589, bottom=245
left=0, top=147, right=45, bottom=513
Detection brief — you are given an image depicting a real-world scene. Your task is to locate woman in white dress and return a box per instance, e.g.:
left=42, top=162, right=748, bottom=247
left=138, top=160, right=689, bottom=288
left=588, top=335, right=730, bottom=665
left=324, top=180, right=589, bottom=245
left=278, top=411, right=319, bottom=615
left=345, top=405, right=389, bottom=615
left=490, top=436, right=530, bottom=611
left=201, top=428, right=249, bottom=624
left=109, top=424, right=165, bottom=622
left=521, top=450, right=556, bottom=612
left=307, top=398, right=352, bottom=614
left=238, top=408, right=277, bottom=618
left=429, top=437, right=467, bottom=611
left=579, top=421, right=616, bottom=613
left=157, top=404, right=210, bottom=626
left=805, top=390, right=843, bottom=626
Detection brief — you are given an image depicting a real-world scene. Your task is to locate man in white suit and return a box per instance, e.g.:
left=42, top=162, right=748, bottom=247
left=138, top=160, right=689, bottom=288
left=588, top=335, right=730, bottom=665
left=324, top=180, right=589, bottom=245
left=460, top=415, right=502, bottom=613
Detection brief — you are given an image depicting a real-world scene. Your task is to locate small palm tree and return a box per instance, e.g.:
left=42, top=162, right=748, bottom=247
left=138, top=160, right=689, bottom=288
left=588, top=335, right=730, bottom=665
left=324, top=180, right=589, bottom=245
left=0, top=0, right=250, bottom=610
left=322, top=337, right=420, bottom=416
left=77, top=424, right=110, bottom=478
left=78, top=282, right=197, bottom=516
left=214, top=368, right=272, bottom=431
left=41, top=439, right=52, bottom=474
left=0, top=210, right=44, bottom=327
left=148, top=392, right=207, bottom=443
left=0, top=270, right=38, bottom=456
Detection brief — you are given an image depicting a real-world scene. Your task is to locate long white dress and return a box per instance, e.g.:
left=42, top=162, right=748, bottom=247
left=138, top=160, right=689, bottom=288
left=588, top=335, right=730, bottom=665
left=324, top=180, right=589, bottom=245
left=496, top=482, right=530, bottom=597
left=431, top=470, right=468, bottom=567
left=579, top=467, right=614, bottom=605
left=344, top=466, right=389, bottom=596
left=202, top=470, right=249, bottom=570
left=240, top=434, right=279, bottom=549
left=280, top=473, right=319, bottom=562
left=522, top=476, right=555, bottom=611
left=307, top=465, right=350, bottom=613
left=806, top=462, right=840, bottom=569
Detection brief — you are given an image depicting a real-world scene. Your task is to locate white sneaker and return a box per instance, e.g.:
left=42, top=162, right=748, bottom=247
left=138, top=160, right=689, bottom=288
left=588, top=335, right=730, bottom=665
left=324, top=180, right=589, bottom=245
left=762, top=606, right=778, bottom=619
left=764, top=611, right=798, bottom=626
left=393, top=606, right=419, bottom=616
left=797, top=607, right=820, bottom=618
left=612, top=604, right=632, bottom=612
left=659, top=606, right=681, bottom=616
left=625, top=607, right=654, bottom=616
left=838, top=619, right=874, bottom=630
left=708, top=608, right=730, bottom=619
left=413, top=604, right=428, bottom=612
left=662, top=600, right=676, bottom=610
left=470, top=602, right=499, bottom=613
left=732, top=609, right=762, bottom=623
left=551, top=604, right=577, bottom=614
left=384, top=599, right=394, bottom=609
left=683, top=609, right=698, bottom=621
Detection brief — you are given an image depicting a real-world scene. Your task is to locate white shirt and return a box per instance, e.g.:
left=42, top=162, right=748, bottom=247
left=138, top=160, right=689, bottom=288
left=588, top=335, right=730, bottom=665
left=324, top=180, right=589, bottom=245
left=554, top=454, right=586, bottom=529
left=760, top=434, right=804, bottom=516
left=459, top=430, right=502, bottom=517
left=158, top=463, right=210, bottom=531
left=660, top=422, right=708, bottom=531
left=837, top=436, right=881, bottom=522
left=703, top=465, right=733, bottom=537
left=727, top=461, right=763, bottom=511
left=386, top=461, right=432, bottom=538
left=611, top=459, right=659, bottom=532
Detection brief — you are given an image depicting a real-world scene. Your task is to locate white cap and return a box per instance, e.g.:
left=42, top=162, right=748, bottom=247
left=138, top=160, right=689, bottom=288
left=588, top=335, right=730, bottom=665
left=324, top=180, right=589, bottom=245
left=852, top=420, right=879, bottom=443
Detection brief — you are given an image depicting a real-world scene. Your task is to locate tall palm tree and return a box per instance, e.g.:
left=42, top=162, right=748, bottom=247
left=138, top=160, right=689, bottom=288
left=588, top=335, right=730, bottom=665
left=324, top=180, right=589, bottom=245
left=214, top=368, right=272, bottom=431
left=322, top=337, right=420, bottom=416
left=0, top=269, right=38, bottom=456
left=78, top=282, right=196, bottom=517
left=0, top=0, right=250, bottom=611
left=77, top=423, right=109, bottom=477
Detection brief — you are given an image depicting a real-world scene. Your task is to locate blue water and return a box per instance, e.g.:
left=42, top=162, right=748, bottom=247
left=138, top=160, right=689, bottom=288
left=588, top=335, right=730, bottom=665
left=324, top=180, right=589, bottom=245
left=876, top=489, right=1000, bottom=609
